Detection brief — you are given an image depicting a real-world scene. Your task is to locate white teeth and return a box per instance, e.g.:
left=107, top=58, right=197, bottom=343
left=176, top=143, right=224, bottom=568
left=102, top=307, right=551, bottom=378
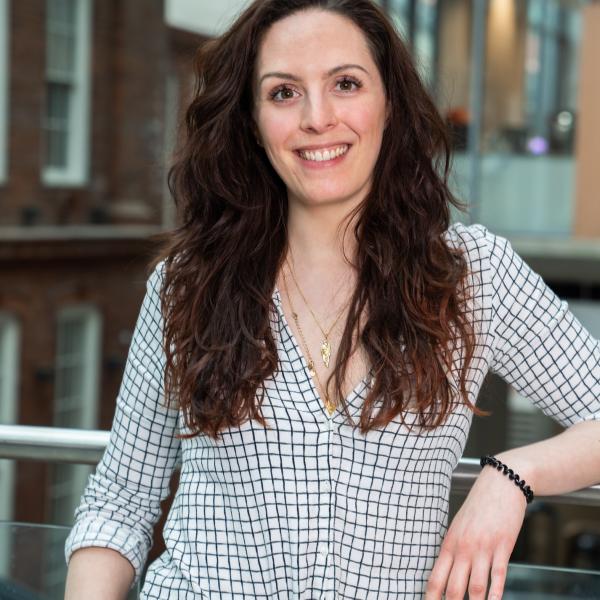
left=299, top=145, right=349, bottom=162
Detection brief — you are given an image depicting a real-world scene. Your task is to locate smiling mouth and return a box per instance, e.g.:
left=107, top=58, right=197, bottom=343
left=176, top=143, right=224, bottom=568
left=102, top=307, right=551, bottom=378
left=296, top=144, right=350, bottom=162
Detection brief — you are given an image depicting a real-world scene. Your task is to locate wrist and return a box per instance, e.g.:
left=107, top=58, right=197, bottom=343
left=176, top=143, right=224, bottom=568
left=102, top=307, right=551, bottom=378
left=495, top=451, right=538, bottom=491
left=480, top=453, right=535, bottom=504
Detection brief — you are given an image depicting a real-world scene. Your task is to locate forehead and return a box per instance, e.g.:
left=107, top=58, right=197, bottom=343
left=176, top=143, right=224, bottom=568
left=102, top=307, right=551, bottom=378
left=255, top=9, right=376, bottom=76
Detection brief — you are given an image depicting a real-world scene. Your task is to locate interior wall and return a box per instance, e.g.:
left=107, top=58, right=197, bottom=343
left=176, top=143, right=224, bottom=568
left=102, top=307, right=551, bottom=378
left=437, top=0, right=527, bottom=136
left=484, top=0, right=527, bottom=141
left=437, top=0, right=471, bottom=116
left=574, top=2, right=600, bottom=238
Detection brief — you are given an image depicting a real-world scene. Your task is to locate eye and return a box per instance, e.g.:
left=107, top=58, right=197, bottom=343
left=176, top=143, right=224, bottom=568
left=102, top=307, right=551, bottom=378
left=267, top=77, right=362, bottom=102
left=268, top=85, right=299, bottom=103
left=335, top=76, right=363, bottom=92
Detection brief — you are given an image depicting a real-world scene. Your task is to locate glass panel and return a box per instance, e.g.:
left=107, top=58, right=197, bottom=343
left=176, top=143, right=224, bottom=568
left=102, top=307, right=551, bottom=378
left=414, top=0, right=438, bottom=88
left=388, top=0, right=412, bottom=38
left=0, top=320, right=17, bottom=528
left=48, top=463, right=93, bottom=526
left=47, top=30, right=75, bottom=77
left=46, top=0, right=77, bottom=81
left=45, top=129, right=68, bottom=169
left=44, top=83, right=70, bottom=168
left=450, top=489, right=600, bottom=598
left=0, top=522, right=140, bottom=600
left=477, top=0, right=583, bottom=236
left=44, top=0, right=77, bottom=172
left=440, top=0, right=587, bottom=236
left=0, top=460, right=16, bottom=575
left=55, top=315, right=86, bottom=420
left=505, top=563, right=600, bottom=598
left=47, top=0, right=76, bottom=29
left=0, top=321, right=5, bottom=405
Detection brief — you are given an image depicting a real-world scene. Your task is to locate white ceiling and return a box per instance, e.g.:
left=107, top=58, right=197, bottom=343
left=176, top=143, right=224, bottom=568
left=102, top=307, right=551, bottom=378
left=165, top=0, right=251, bottom=37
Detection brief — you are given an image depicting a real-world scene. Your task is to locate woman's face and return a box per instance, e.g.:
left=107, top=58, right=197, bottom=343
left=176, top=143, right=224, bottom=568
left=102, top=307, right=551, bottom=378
left=253, top=9, right=388, bottom=210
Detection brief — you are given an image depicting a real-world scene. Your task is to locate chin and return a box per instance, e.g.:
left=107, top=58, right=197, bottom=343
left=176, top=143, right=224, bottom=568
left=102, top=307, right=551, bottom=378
left=301, top=185, right=359, bottom=203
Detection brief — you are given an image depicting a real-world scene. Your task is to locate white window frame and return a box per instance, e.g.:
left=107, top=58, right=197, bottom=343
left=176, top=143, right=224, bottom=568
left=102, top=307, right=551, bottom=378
left=0, top=313, right=21, bottom=577
left=53, top=304, right=101, bottom=431
left=0, top=0, right=9, bottom=184
left=41, top=0, right=92, bottom=187
left=44, top=304, right=101, bottom=592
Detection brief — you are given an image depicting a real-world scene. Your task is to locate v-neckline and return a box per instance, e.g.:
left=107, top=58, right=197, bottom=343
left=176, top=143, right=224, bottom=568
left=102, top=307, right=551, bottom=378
left=272, top=285, right=372, bottom=416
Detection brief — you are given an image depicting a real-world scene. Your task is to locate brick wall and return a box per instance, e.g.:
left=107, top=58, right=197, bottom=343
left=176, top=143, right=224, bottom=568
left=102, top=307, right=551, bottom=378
left=0, top=0, right=205, bottom=536
left=0, top=0, right=173, bottom=227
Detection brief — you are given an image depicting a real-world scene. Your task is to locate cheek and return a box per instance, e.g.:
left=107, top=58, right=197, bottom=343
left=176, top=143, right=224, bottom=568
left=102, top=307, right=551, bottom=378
left=340, top=101, right=387, bottom=142
left=257, top=109, right=296, bottom=150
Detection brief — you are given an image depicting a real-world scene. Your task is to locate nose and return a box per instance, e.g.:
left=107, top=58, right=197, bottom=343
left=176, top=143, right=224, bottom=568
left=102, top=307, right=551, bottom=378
left=300, top=94, right=338, bottom=134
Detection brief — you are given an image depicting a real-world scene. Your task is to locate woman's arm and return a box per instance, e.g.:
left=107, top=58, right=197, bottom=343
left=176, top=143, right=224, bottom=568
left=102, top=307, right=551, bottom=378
left=65, top=548, right=134, bottom=600
left=427, top=226, right=600, bottom=600
left=426, top=420, right=600, bottom=600
left=64, top=263, right=181, bottom=590
left=497, top=419, right=600, bottom=497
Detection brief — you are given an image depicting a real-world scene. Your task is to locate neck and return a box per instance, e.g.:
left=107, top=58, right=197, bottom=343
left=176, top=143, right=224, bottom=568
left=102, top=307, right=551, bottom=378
left=285, top=197, right=362, bottom=274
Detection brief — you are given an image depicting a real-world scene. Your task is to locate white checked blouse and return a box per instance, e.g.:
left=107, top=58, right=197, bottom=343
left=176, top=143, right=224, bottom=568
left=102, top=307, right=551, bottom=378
left=65, top=222, right=600, bottom=599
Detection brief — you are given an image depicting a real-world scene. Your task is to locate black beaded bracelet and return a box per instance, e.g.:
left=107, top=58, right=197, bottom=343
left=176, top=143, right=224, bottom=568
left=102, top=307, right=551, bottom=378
left=480, top=455, right=534, bottom=504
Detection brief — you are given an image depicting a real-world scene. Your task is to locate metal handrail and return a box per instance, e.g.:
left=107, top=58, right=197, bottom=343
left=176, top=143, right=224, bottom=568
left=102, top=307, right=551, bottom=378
left=1, top=424, right=600, bottom=506
left=0, top=424, right=109, bottom=464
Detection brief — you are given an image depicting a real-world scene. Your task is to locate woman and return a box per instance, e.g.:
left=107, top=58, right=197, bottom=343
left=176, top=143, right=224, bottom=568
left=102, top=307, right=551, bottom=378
left=64, top=1, right=600, bottom=598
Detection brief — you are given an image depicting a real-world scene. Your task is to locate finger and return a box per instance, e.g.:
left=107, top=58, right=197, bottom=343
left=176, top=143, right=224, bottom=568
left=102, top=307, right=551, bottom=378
left=487, top=550, right=510, bottom=600
left=425, top=548, right=454, bottom=600
left=443, top=556, right=471, bottom=600
left=468, top=553, right=492, bottom=600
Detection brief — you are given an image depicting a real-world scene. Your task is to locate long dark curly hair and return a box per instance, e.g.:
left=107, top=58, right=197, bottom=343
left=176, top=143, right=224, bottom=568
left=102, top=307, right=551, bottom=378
left=156, top=0, right=484, bottom=441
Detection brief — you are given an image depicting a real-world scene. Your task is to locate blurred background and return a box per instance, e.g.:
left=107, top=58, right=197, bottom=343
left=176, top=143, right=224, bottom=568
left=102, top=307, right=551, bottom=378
left=0, top=0, right=599, bottom=597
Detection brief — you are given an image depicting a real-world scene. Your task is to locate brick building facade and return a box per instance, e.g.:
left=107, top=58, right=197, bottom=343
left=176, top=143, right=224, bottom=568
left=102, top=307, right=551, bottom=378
left=0, top=0, right=202, bottom=544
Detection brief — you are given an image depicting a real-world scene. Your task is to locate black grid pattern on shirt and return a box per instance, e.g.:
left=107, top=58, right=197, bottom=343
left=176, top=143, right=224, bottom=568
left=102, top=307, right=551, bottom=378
left=65, top=222, right=600, bottom=599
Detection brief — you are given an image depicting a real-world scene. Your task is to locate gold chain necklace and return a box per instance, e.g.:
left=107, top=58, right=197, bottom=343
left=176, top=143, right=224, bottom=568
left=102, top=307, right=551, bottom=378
left=285, top=257, right=351, bottom=369
left=281, top=269, right=337, bottom=415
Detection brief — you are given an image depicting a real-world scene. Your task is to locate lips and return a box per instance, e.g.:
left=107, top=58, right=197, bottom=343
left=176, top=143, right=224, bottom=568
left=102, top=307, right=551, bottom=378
left=296, top=144, right=351, bottom=162
left=296, top=142, right=352, bottom=151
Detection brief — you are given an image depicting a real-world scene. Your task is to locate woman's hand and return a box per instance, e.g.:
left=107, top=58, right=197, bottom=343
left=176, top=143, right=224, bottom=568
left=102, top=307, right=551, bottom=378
left=425, top=466, right=528, bottom=600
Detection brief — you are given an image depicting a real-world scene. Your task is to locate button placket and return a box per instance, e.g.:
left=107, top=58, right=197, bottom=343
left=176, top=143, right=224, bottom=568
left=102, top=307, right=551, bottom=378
left=319, top=417, right=336, bottom=598
left=318, top=543, right=329, bottom=559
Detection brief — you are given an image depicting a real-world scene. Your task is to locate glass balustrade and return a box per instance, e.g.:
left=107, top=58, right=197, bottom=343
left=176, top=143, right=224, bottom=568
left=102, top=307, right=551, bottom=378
left=0, top=521, right=598, bottom=599
left=504, top=562, right=600, bottom=598
left=0, top=522, right=139, bottom=600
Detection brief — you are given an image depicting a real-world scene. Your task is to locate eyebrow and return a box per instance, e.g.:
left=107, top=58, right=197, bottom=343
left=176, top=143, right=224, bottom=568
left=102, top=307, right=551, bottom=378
left=258, top=63, right=370, bottom=86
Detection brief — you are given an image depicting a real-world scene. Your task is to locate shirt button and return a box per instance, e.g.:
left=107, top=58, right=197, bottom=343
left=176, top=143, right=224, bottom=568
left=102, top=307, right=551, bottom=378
left=318, top=544, right=328, bottom=558
left=323, top=481, right=331, bottom=493
left=321, top=593, right=334, bottom=600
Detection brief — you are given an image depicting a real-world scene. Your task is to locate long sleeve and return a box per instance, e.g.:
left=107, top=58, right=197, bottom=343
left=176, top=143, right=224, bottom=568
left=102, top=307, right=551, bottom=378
left=479, top=224, right=600, bottom=427
left=64, top=262, right=181, bottom=583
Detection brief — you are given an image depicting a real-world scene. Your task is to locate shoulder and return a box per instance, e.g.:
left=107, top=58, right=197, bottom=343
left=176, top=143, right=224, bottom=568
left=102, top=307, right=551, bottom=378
left=444, top=221, right=514, bottom=265
left=443, top=221, right=499, bottom=270
left=136, top=260, right=167, bottom=329
left=444, top=221, right=493, bottom=250
left=147, top=259, right=167, bottom=294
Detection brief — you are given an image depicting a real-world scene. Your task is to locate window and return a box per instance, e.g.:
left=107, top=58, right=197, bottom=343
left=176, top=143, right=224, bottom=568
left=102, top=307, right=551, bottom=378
left=44, top=305, right=101, bottom=594
left=0, top=313, right=20, bottom=576
left=0, top=0, right=9, bottom=184
left=50, top=305, right=101, bottom=518
left=41, top=0, right=92, bottom=186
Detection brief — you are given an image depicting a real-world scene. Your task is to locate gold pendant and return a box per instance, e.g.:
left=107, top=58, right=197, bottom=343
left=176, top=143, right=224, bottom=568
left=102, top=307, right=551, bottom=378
left=320, top=338, right=331, bottom=368
left=307, top=360, right=316, bottom=377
